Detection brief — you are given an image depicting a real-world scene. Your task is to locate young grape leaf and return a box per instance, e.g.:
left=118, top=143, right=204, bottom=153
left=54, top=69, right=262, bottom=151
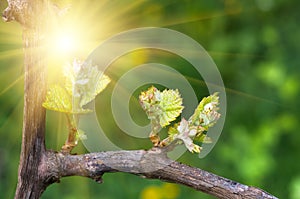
left=63, top=60, right=79, bottom=96
left=189, top=92, right=220, bottom=129
left=78, top=73, right=110, bottom=107
left=67, top=60, right=111, bottom=107
left=162, top=92, right=220, bottom=153
left=42, top=85, right=92, bottom=114
left=139, top=86, right=184, bottom=128
left=171, top=118, right=201, bottom=153
left=43, top=60, right=111, bottom=153
left=43, top=84, right=72, bottom=113
left=159, top=89, right=184, bottom=127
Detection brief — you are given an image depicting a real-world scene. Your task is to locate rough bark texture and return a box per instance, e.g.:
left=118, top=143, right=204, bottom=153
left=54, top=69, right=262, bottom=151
left=3, top=0, right=49, bottom=198
left=15, top=27, right=47, bottom=198
left=41, top=149, right=278, bottom=199
left=3, top=1, right=279, bottom=199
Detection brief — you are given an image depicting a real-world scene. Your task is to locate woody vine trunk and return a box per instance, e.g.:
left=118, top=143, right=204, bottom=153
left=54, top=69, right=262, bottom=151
left=3, top=0, right=49, bottom=198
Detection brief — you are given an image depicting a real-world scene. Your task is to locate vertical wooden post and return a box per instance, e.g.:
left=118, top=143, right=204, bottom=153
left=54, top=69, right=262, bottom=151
left=3, top=1, right=48, bottom=198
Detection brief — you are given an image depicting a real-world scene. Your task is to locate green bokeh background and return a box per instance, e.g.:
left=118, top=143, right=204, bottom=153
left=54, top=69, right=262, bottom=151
left=1, top=0, right=299, bottom=198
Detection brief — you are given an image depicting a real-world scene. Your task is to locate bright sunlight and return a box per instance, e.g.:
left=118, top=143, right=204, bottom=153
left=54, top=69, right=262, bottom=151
left=54, top=32, right=75, bottom=54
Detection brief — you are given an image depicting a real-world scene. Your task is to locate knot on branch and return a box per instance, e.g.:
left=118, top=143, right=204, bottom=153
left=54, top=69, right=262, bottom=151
left=2, top=0, right=69, bottom=29
left=39, top=151, right=61, bottom=185
left=3, top=0, right=36, bottom=27
left=139, top=147, right=172, bottom=173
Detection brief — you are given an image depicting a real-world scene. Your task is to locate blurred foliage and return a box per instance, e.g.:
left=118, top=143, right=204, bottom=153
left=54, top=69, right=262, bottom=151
left=141, top=183, right=180, bottom=199
left=0, top=0, right=300, bottom=198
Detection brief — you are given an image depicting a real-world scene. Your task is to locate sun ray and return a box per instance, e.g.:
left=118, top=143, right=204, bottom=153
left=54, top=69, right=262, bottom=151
left=0, top=1, right=282, bottom=133
left=0, top=74, right=24, bottom=97
left=162, top=9, right=241, bottom=28
left=0, top=36, right=22, bottom=44
left=0, top=49, right=23, bottom=61
left=185, top=75, right=282, bottom=106
left=0, top=95, right=23, bottom=133
left=209, top=51, right=265, bottom=59
left=0, top=19, right=22, bottom=35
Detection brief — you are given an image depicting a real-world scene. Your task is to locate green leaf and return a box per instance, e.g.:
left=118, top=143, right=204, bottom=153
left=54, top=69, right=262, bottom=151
left=79, top=73, right=110, bottom=107
left=139, top=86, right=160, bottom=120
left=140, top=88, right=220, bottom=153
left=189, top=92, right=220, bottom=129
left=43, top=84, right=72, bottom=113
left=194, top=133, right=213, bottom=144
left=64, top=60, right=111, bottom=108
left=159, top=89, right=184, bottom=127
left=162, top=93, right=221, bottom=153
left=63, top=61, right=78, bottom=96
left=42, top=84, right=92, bottom=114
left=167, top=123, right=179, bottom=141
left=139, top=86, right=184, bottom=128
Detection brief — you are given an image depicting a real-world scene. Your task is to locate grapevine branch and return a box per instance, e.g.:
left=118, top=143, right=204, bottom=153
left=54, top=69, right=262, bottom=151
left=42, top=148, right=278, bottom=199
left=3, top=1, right=278, bottom=199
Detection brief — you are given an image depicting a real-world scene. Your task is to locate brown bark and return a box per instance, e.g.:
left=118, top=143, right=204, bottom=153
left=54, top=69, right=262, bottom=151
left=14, top=27, right=47, bottom=198
left=3, top=1, right=49, bottom=198
left=42, top=148, right=278, bottom=199
left=2, top=1, right=278, bottom=199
